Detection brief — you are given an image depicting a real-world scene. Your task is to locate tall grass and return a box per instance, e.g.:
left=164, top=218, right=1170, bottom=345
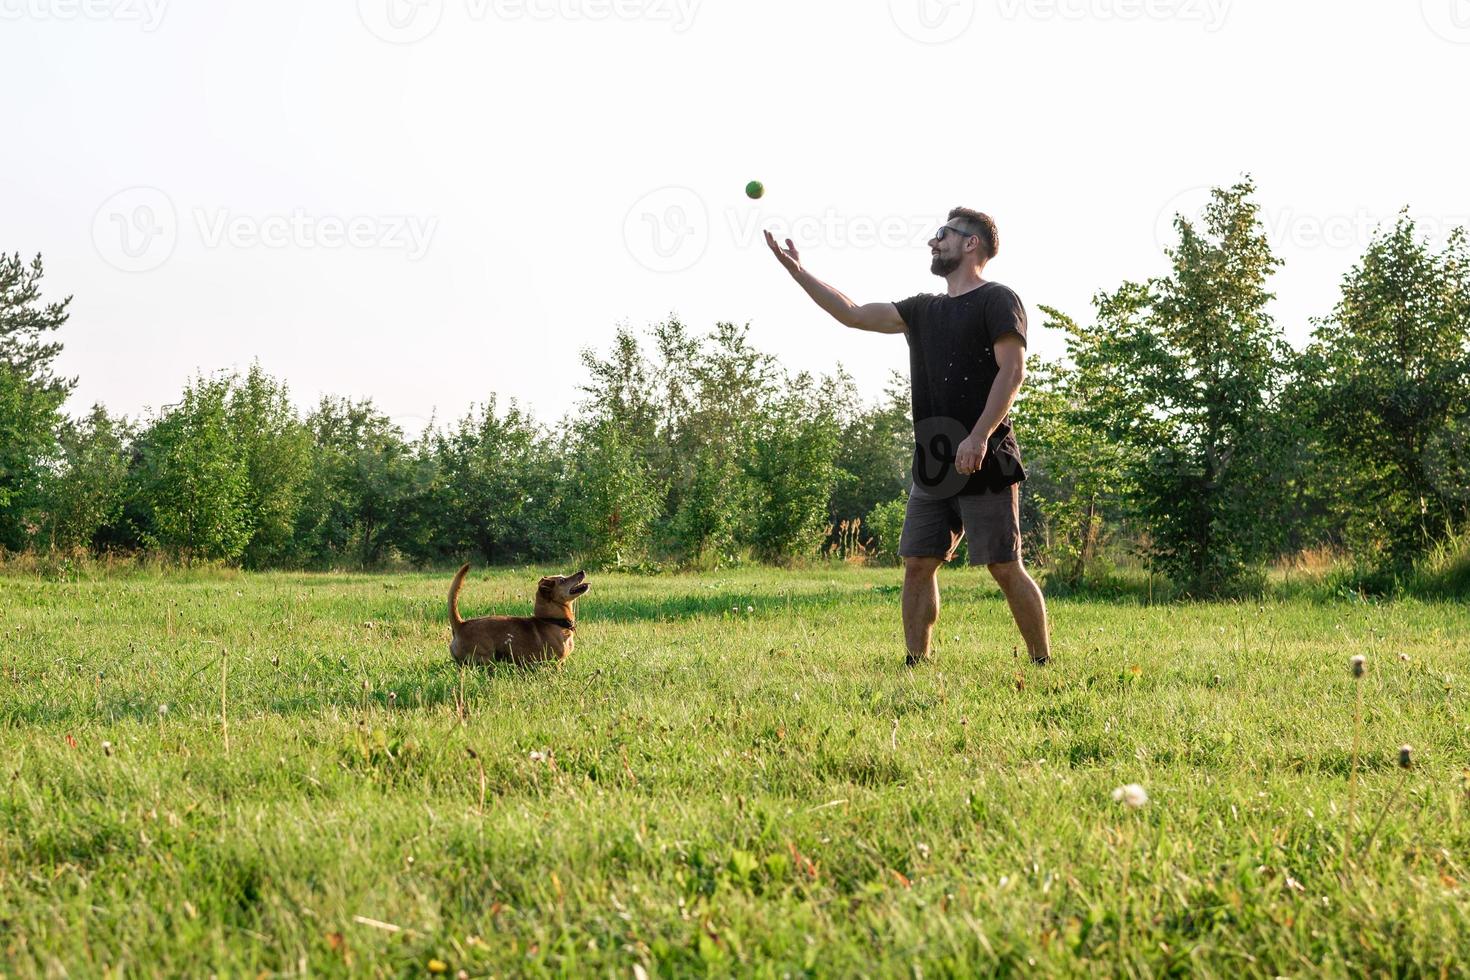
left=1411, top=526, right=1470, bottom=599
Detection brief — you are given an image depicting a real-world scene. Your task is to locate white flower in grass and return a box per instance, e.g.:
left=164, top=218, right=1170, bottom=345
left=1111, top=783, right=1148, bottom=808
left=157, top=703, right=169, bottom=717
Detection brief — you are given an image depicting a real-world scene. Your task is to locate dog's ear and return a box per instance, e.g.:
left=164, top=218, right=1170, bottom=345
left=537, top=577, right=555, bottom=596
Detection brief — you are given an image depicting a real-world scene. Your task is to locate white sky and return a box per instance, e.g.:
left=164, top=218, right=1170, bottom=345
left=4, top=0, right=1468, bottom=435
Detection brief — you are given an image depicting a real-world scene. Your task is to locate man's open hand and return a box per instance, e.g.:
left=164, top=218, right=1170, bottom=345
left=955, top=434, right=987, bottom=476
left=764, top=230, right=802, bottom=276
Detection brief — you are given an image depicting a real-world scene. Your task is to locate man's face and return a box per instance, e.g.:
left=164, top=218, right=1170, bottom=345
left=928, top=223, right=975, bottom=277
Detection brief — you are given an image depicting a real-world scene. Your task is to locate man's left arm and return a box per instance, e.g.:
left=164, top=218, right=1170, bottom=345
left=955, top=335, right=1026, bottom=476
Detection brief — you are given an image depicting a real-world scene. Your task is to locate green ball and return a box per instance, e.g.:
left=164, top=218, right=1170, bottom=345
left=745, top=180, right=764, bottom=200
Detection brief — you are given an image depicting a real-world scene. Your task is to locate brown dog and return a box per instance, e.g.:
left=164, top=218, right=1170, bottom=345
left=447, top=564, right=589, bottom=666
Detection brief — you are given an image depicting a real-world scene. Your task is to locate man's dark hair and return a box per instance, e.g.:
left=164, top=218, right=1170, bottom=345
left=947, top=207, right=999, bottom=261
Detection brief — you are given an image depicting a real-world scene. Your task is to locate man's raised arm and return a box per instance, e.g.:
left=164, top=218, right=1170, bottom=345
left=765, top=230, right=906, bottom=334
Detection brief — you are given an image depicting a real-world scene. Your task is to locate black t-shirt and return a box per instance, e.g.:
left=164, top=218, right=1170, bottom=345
left=893, top=282, right=1028, bottom=497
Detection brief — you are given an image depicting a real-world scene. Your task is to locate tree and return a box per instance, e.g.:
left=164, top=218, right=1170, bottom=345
left=828, top=371, right=911, bottom=543
left=749, top=373, right=843, bottom=562
left=668, top=322, right=773, bottom=564
left=566, top=417, right=662, bottom=567
left=39, top=405, right=132, bottom=551
left=0, top=252, right=73, bottom=550
left=1301, top=215, right=1470, bottom=566
left=1009, top=348, right=1134, bottom=589
left=132, top=377, right=252, bottom=563
left=228, top=364, right=312, bottom=568
left=1063, top=178, right=1290, bottom=595
left=423, top=397, right=556, bottom=564
left=295, top=397, right=417, bottom=567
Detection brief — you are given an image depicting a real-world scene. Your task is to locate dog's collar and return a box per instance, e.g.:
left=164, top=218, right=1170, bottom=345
left=539, top=616, right=576, bottom=632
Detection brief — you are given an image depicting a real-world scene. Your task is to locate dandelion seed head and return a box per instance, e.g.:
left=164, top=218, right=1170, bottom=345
left=1399, top=744, right=1414, bottom=769
left=1351, top=655, right=1366, bottom=678
left=1111, top=783, right=1148, bottom=808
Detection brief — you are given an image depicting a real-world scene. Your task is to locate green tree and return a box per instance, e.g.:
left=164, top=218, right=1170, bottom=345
left=296, top=398, right=417, bottom=567
left=1063, top=178, right=1290, bottom=595
left=1010, top=348, right=1135, bottom=589
left=1301, top=214, right=1470, bottom=566
left=749, top=373, right=843, bottom=562
left=828, top=371, right=911, bottom=543
left=566, top=417, right=662, bottom=567
left=228, top=364, right=312, bottom=568
left=669, top=322, right=772, bottom=564
left=0, top=252, right=73, bottom=550
left=424, top=397, right=557, bottom=564
left=133, top=377, right=252, bottom=563
left=39, top=405, right=132, bottom=551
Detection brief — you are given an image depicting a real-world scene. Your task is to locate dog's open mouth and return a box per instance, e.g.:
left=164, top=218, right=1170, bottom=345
left=567, top=570, right=589, bottom=598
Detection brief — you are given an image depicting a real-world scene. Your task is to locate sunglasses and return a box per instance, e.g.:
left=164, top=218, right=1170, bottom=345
left=933, top=224, right=978, bottom=243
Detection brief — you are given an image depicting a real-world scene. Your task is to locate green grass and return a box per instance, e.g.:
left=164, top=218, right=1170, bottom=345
left=2, top=565, right=1468, bottom=977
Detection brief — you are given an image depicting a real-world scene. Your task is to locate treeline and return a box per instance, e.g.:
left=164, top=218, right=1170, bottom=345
left=1, top=288, right=912, bottom=569
left=2, top=177, right=1468, bottom=594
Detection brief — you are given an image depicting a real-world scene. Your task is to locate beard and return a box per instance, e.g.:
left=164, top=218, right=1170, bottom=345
left=930, top=252, right=960, bottom=277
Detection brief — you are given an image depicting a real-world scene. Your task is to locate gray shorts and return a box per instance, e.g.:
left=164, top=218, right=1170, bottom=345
left=898, top=483, right=1022, bottom=566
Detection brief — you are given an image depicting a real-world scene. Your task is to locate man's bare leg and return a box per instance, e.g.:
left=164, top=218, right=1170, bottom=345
left=902, top=556, right=944, bottom=665
left=987, top=560, right=1051, bottom=663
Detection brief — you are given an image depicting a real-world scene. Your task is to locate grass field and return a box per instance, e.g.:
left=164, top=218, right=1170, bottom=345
left=2, top=565, right=1469, bottom=977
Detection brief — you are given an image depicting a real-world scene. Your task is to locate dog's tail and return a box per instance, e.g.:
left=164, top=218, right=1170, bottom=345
left=448, top=563, right=471, bottom=632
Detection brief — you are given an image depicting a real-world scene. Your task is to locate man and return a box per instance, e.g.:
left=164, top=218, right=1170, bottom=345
left=765, top=207, right=1050, bottom=667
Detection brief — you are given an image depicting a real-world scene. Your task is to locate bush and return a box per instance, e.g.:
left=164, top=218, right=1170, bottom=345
left=865, top=495, right=908, bottom=566
left=1410, top=526, right=1470, bottom=599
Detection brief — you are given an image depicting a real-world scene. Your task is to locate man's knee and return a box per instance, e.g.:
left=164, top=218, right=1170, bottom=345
left=904, top=556, right=944, bottom=580
left=986, top=559, right=1027, bottom=588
